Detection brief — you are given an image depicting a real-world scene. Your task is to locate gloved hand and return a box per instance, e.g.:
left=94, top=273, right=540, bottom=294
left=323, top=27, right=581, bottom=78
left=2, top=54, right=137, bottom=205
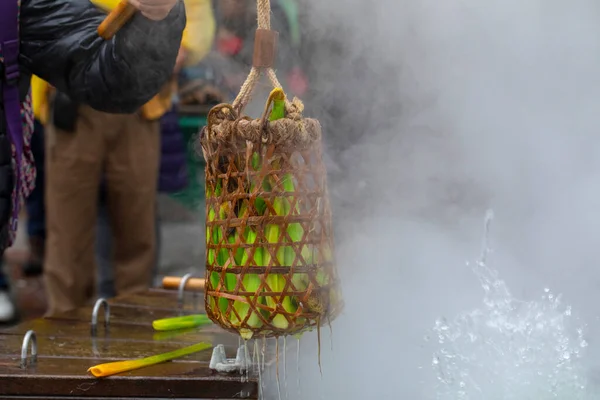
left=128, top=0, right=179, bottom=21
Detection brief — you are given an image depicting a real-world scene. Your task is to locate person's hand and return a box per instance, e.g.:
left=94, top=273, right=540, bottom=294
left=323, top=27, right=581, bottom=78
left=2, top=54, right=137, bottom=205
left=128, top=0, right=179, bottom=21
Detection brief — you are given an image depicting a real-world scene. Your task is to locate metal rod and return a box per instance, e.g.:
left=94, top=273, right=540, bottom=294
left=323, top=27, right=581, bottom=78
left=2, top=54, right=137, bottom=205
left=91, top=298, right=111, bottom=336
left=20, top=330, right=37, bottom=369
left=177, top=273, right=199, bottom=311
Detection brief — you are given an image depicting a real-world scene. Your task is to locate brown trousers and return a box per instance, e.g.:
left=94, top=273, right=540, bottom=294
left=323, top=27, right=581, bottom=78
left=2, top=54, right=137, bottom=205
left=44, top=105, right=160, bottom=316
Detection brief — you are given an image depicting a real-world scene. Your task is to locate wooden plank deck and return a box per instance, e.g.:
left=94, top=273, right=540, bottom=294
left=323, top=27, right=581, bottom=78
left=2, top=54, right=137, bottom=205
left=0, top=289, right=260, bottom=399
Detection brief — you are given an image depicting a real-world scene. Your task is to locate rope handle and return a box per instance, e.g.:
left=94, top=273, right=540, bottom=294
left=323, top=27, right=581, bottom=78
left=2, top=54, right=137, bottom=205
left=97, top=0, right=137, bottom=40
left=232, top=0, right=291, bottom=111
left=206, top=88, right=284, bottom=146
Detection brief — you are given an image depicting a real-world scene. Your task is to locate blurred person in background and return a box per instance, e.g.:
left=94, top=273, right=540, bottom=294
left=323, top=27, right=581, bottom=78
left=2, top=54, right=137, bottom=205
left=95, top=0, right=217, bottom=299
left=204, top=0, right=307, bottom=99
left=0, top=76, right=50, bottom=324
left=42, top=0, right=214, bottom=314
left=96, top=105, right=194, bottom=297
left=0, top=0, right=185, bottom=324
left=24, top=76, right=53, bottom=278
left=0, top=266, right=12, bottom=323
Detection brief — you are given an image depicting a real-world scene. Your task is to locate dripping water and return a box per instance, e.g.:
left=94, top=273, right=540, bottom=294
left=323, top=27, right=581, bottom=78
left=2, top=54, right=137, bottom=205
left=252, top=338, right=258, bottom=375
left=244, top=339, right=250, bottom=383
left=256, top=340, right=264, bottom=400
left=262, top=337, right=267, bottom=371
left=260, top=337, right=267, bottom=398
left=296, top=337, right=301, bottom=398
left=329, top=320, right=334, bottom=354
left=238, top=336, right=244, bottom=382
left=276, top=338, right=282, bottom=400
left=283, top=336, right=289, bottom=400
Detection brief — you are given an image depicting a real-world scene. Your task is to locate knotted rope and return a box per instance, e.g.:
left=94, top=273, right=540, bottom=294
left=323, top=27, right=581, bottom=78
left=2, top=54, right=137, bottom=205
left=204, top=96, right=320, bottom=153
left=232, top=0, right=290, bottom=111
left=202, top=0, right=320, bottom=151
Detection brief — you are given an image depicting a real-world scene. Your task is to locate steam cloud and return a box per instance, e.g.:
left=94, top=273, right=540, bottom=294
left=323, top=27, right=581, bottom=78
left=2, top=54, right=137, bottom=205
left=253, top=0, right=600, bottom=398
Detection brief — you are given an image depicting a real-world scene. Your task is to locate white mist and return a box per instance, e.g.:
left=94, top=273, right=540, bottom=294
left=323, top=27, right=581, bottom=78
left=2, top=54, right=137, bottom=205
left=249, top=0, right=600, bottom=398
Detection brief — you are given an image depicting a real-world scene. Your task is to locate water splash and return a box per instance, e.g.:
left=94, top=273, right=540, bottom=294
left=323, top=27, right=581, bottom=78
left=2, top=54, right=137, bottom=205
left=244, top=340, right=250, bottom=383
left=259, top=338, right=267, bottom=397
left=283, top=336, right=289, bottom=400
left=431, top=210, right=590, bottom=399
left=296, top=337, right=301, bottom=398
left=276, top=338, right=282, bottom=400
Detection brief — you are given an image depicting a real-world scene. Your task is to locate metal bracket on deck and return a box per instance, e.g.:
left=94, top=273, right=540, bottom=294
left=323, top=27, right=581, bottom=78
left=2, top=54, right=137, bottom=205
left=91, top=298, right=110, bottom=336
left=209, top=344, right=249, bottom=373
left=178, top=273, right=199, bottom=312
left=20, top=330, right=37, bottom=369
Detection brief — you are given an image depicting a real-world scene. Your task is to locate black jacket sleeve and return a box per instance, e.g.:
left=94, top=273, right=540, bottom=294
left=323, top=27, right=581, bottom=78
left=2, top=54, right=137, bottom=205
left=18, top=0, right=186, bottom=114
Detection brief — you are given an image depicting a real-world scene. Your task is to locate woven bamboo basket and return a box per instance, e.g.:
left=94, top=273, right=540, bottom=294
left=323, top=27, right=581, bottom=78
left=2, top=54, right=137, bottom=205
left=200, top=94, right=343, bottom=339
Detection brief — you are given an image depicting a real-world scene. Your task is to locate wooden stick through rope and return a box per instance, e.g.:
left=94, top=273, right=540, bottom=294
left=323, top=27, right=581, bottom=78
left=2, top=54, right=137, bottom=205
left=97, top=0, right=137, bottom=40
left=162, top=276, right=206, bottom=291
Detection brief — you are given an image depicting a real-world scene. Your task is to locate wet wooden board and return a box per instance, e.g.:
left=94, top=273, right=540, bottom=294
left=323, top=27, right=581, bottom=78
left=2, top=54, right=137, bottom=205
left=0, top=319, right=238, bottom=346
left=0, top=334, right=227, bottom=361
left=0, top=289, right=261, bottom=399
left=107, top=289, right=204, bottom=312
left=0, top=356, right=258, bottom=399
left=44, top=290, right=204, bottom=326
left=47, top=303, right=195, bottom=327
left=0, top=319, right=231, bottom=344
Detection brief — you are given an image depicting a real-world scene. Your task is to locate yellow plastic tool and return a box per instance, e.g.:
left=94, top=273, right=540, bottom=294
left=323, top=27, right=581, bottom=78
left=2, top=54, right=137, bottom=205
left=88, top=342, right=212, bottom=378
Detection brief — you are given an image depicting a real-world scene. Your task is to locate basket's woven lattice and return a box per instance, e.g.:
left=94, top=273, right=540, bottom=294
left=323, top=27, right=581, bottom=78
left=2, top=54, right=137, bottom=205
left=200, top=102, right=342, bottom=339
